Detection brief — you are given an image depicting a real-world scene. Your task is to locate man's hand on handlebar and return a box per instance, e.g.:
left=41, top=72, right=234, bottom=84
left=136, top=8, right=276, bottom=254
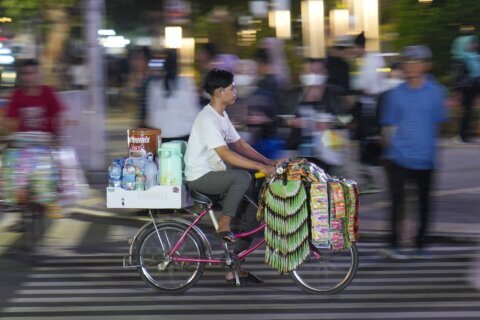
left=258, top=164, right=276, bottom=177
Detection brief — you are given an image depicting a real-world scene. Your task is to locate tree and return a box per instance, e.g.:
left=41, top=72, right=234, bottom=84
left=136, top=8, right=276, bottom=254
left=0, top=0, right=76, bottom=86
left=392, top=0, right=480, bottom=80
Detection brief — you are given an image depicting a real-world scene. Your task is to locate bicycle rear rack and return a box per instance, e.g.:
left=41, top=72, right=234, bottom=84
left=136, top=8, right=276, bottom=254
left=123, top=254, right=171, bottom=271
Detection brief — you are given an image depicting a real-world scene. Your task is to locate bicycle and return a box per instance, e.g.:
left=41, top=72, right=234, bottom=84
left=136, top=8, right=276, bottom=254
left=124, top=166, right=359, bottom=295
left=1, top=132, right=56, bottom=251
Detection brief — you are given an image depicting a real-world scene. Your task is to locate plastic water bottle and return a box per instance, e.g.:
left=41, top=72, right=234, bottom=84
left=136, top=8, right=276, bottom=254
left=144, top=153, right=158, bottom=190
left=108, top=160, right=122, bottom=188
left=135, top=171, right=146, bottom=191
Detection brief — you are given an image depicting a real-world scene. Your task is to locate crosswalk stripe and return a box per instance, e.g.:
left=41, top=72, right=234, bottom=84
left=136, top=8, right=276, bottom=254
left=0, top=232, right=22, bottom=255
left=7, top=286, right=478, bottom=303
left=0, top=212, right=22, bottom=255
left=40, top=218, right=91, bottom=248
left=4, top=300, right=480, bottom=313
left=1, top=214, right=479, bottom=320
left=18, top=282, right=472, bottom=291
left=3, top=312, right=480, bottom=320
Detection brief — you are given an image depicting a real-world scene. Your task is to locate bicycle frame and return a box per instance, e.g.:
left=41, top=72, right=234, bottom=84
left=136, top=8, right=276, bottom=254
left=164, top=206, right=266, bottom=264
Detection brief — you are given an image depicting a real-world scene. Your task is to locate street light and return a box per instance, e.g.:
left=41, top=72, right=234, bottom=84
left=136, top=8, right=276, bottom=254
left=350, top=0, right=364, bottom=33
left=301, top=0, right=325, bottom=58
left=165, top=26, right=182, bottom=49
left=180, top=37, right=195, bottom=76
left=363, top=0, right=379, bottom=51
left=329, top=9, right=349, bottom=38
left=268, top=10, right=276, bottom=27
left=275, top=10, right=291, bottom=39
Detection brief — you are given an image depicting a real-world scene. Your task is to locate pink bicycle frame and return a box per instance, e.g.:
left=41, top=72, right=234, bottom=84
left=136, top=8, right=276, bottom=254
left=167, top=206, right=266, bottom=264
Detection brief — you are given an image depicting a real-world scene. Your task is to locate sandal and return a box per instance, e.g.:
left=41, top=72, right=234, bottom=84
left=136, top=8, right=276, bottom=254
left=227, top=272, right=264, bottom=286
left=215, top=230, right=236, bottom=243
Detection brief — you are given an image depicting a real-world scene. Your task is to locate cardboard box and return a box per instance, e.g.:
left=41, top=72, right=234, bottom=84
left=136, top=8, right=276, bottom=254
left=106, top=185, right=192, bottom=209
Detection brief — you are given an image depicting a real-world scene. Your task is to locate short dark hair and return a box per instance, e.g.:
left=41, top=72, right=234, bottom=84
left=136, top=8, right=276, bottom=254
left=203, top=68, right=233, bottom=95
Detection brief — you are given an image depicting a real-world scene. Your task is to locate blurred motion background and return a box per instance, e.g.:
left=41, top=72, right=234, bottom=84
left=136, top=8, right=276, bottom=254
left=0, top=1, right=479, bottom=318
left=0, top=0, right=479, bottom=174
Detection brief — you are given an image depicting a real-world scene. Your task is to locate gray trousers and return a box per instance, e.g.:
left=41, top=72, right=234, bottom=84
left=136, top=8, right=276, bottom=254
left=187, top=170, right=251, bottom=217
left=187, top=170, right=258, bottom=253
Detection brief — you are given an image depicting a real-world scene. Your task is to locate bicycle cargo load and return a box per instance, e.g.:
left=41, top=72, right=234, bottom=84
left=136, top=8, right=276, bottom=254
left=106, top=185, right=192, bottom=209
left=257, top=159, right=359, bottom=273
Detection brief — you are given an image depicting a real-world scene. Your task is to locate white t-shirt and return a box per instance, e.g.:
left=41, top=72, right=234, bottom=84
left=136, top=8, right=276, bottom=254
left=184, top=104, right=241, bottom=181
left=353, top=52, right=386, bottom=95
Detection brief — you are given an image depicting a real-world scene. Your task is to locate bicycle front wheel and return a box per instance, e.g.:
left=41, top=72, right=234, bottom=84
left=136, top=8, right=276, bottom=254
left=133, top=222, right=206, bottom=294
left=290, top=242, right=358, bottom=294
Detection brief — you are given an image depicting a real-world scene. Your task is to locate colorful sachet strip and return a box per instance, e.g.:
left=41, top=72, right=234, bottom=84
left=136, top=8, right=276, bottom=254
left=310, top=179, right=359, bottom=251
left=258, top=159, right=359, bottom=273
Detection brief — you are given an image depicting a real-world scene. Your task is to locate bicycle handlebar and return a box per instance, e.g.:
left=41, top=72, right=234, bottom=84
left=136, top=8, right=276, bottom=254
left=254, top=159, right=291, bottom=179
left=254, top=172, right=266, bottom=179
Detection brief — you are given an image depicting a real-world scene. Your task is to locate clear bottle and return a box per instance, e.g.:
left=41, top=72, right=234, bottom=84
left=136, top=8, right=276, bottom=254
left=135, top=171, right=146, bottom=191
left=108, top=160, right=122, bottom=188
left=144, top=153, right=158, bottom=190
left=122, top=159, right=137, bottom=190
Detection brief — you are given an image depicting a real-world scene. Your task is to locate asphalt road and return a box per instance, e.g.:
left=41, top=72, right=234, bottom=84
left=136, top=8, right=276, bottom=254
left=0, top=214, right=479, bottom=320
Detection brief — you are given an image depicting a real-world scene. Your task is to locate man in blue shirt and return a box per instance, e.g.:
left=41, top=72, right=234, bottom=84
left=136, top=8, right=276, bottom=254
left=380, top=45, right=448, bottom=259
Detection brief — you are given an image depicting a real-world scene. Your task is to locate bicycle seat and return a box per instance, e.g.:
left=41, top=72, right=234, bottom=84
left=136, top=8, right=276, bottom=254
left=189, top=190, right=223, bottom=207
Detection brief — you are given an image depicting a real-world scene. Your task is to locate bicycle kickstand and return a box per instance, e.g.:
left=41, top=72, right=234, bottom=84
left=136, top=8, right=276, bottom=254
left=233, top=264, right=241, bottom=287
left=221, top=242, right=241, bottom=287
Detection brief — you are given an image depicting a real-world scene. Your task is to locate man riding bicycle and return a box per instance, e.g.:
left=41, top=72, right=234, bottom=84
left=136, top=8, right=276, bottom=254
left=184, top=69, right=277, bottom=284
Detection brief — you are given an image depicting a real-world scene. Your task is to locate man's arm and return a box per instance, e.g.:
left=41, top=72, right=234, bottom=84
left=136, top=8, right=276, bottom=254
left=229, top=139, right=276, bottom=166
left=215, top=145, right=275, bottom=175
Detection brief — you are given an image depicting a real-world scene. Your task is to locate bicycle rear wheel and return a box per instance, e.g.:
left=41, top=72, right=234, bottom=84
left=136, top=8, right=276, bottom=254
left=133, top=222, right=206, bottom=293
left=290, top=242, right=358, bottom=294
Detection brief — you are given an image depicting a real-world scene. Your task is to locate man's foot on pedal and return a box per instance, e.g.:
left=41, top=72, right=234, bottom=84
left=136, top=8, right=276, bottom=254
left=215, top=230, right=236, bottom=243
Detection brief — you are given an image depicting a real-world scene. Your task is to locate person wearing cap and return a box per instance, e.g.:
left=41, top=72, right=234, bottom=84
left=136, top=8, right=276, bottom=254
left=380, top=45, right=449, bottom=260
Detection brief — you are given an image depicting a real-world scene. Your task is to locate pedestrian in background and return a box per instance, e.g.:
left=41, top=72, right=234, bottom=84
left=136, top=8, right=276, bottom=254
left=380, top=45, right=449, bottom=260
left=140, top=49, right=199, bottom=142
left=1, top=59, right=64, bottom=136
left=450, top=35, right=480, bottom=143
left=125, top=46, right=151, bottom=115
left=326, top=35, right=354, bottom=97
left=286, top=58, right=347, bottom=175
left=228, top=59, right=258, bottom=141
left=248, top=48, right=283, bottom=159
left=351, top=31, right=387, bottom=191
